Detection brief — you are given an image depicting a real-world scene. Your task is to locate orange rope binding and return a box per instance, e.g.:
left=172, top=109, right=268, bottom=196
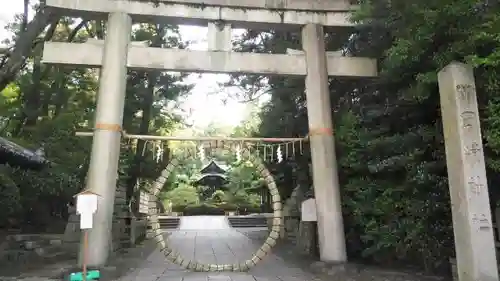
left=94, top=123, right=122, bottom=132
left=308, top=127, right=333, bottom=136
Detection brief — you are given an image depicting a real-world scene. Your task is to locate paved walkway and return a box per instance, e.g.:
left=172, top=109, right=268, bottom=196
left=118, top=216, right=320, bottom=281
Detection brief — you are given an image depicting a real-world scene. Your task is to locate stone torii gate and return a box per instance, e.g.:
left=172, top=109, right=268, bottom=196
left=41, top=1, right=500, bottom=279
left=42, top=0, right=377, bottom=268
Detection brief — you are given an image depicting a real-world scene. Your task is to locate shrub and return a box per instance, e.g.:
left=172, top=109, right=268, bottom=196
left=216, top=202, right=238, bottom=211
left=183, top=204, right=225, bottom=216
left=171, top=204, right=187, bottom=213
left=237, top=204, right=262, bottom=215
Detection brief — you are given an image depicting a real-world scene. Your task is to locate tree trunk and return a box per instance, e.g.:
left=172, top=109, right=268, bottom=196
left=13, top=18, right=89, bottom=134
left=11, top=19, right=59, bottom=135
left=21, top=0, right=29, bottom=32
left=24, top=46, right=43, bottom=127
left=5, top=17, right=87, bottom=131
left=51, top=69, right=68, bottom=117
left=12, top=43, right=45, bottom=136
left=125, top=72, right=158, bottom=204
left=125, top=24, right=167, bottom=207
left=46, top=20, right=88, bottom=117
left=0, top=8, right=57, bottom=92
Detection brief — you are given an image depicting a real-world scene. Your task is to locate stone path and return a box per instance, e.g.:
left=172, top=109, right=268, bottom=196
left=118, top=216, right=320, bottom=281
left=178, top=216, right=229, bottom=230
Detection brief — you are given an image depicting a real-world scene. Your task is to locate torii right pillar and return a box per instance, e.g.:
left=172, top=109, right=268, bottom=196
left=302, top=23, right=347, bottom=263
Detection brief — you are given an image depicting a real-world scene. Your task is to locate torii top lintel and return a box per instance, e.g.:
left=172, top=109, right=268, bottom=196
left=137, top=0, right=356, bottom=12
left=45, top=0, right=358, bottom=28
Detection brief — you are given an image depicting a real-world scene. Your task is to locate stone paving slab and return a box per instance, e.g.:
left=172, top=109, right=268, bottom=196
left=0, top=216, right=444, bottom=281
left=116, top=216, right=320, bottom=281
left=178, top=216, right=230, bottom=230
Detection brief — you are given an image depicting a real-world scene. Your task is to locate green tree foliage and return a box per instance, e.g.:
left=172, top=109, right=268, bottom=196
left=225, top=0, right=500, bottom=273
left=123, top=23, right=193, bottom=205
left=163, top=183, right=200, bottom=208
left=161, top=125, right=265, bottom=211
left=223, top=161, right=263, bottom=208
left=0, top=9, right=190, bottom=231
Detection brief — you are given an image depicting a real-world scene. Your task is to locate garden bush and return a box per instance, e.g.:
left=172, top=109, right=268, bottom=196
left=171, top=204, right=186, bottom=213
left=237, top=204, right=261, bottom=215
left=183, top=203, right=225, bottom=216
left=216, top=202, right=238, bottom=211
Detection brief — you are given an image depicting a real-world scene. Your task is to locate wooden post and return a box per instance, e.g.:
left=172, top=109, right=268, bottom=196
left=495, top=207, right=500, bottom=246
left=82, top=230, right=88, bottom=281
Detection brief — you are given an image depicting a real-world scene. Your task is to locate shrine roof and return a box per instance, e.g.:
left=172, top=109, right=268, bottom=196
left=193, top=173, right=228, bottom=186
left=194, top=173, right=227, bottom=181
left=0, top=137, right=48, bottom=170
left=200, top=160, right=228, bottom=174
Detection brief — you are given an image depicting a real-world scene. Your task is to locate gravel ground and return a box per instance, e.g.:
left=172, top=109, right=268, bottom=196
left=0, top=238, right=159, bottom=281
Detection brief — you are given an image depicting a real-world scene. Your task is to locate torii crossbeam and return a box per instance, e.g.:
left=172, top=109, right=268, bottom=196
left=75, top=132, right=307, bottom=142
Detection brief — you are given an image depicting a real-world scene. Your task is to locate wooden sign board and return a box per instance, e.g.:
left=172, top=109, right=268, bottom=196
left=74, top=189, right=100, bottom=229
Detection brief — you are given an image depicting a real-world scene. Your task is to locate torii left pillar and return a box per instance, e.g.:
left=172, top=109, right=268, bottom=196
left=79, top=12, right=132, bottom=267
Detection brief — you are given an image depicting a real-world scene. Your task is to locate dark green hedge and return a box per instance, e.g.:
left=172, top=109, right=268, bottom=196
left=172, top=203, right=224, bottom=216
left=216, top=202, right=238, bottom=211
left=171, top=203, right=262, bottom=215
left=235, top=205, right=261, bottom=215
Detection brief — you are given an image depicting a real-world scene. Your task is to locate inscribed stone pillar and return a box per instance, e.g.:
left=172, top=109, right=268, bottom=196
left=437, top=62, right=498, bottom=281
left=79, top=12, right=132, bottom=267
left=301, top=23, right=347, bottom=263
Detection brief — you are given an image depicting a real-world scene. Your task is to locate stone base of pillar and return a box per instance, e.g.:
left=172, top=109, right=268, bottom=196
left=450, top=258, right=457, bottom=281
left=129, top=217, right=147, bottom=245
left=110, top=186, right=132, bottom=251
left=62, top=207, right=81, bottom=256
left=283, top=216, right=300, bottom=242
left=309, top=260, right=347, bottom=277
left=296, top=221, right=319, bottom=257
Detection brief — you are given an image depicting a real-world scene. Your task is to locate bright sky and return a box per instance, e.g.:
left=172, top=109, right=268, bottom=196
left=0, top=1, right=252, bottom=129
left=176, top=26, right=251, bottom=129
